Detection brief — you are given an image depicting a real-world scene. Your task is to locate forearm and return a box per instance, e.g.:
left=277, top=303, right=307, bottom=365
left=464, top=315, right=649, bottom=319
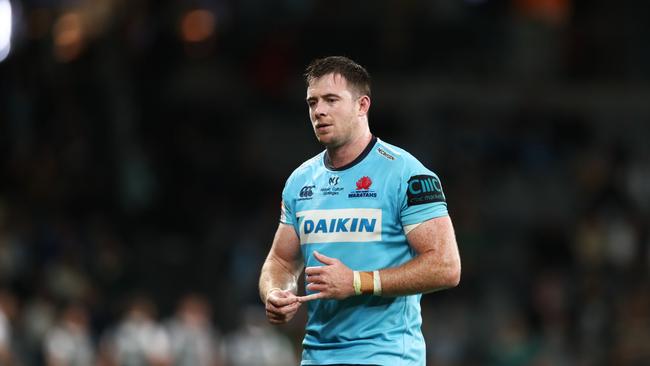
left=377, top=250, right=460, bottom=296
left=259, top=256, right=300, bottom=303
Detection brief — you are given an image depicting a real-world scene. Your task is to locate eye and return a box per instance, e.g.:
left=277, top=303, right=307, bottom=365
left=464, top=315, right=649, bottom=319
left=307, top=100, right=316, bottom=108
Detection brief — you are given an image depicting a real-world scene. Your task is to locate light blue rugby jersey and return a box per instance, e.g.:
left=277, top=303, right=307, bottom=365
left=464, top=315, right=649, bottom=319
left=280, top=137, right=448, bottom=366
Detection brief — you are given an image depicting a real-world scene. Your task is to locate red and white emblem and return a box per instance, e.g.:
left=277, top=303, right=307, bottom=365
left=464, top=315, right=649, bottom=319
left=356, top=176, right=372, bottom=190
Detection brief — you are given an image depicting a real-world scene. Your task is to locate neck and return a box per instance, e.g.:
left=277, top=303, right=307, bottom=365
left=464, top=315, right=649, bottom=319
left=326, top=129, right=373, bottom=169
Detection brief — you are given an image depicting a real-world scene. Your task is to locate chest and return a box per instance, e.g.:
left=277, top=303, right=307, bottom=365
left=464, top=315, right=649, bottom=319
left=293, top=169, right=396, bottom=211
left=291, top=167, right=402, bottom=243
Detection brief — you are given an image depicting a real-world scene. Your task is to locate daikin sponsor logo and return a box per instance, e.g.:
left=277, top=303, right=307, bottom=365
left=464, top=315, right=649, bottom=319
left=296, top=208, right=382, bottom=244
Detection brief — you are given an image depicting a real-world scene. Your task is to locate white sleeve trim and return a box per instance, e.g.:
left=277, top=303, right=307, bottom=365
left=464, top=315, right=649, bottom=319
left=403, top=222, right=422, bottom=235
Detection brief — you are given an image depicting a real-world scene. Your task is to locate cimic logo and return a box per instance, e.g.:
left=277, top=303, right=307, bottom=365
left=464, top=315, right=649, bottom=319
left=303, top=217, right=376, bottom=234
left=408, top=176, right=441, bottom=194
left=406, top=175, right=445, bottom=206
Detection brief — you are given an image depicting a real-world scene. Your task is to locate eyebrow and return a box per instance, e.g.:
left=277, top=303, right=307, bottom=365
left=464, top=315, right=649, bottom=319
left=306, top=93, right=341, bottom=102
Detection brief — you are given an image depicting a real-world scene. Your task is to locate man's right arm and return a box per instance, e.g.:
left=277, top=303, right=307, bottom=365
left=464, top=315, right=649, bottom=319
left=259, top=223, right=304, bottom=324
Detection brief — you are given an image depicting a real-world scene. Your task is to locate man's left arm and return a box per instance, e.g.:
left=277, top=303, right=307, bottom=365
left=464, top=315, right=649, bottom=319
left=379, top=215, right=460, bottom=296
left=298, top=215, right=460, bottom=302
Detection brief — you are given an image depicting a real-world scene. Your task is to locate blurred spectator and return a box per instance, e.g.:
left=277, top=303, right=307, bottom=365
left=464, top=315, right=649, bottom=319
left=98, top=296, right=171, bottom=366
left=19, top=295, right=57, bottom=365
left=422, top=299, right=473, bottom=366
left=611, top=283, right=650, bottom=365
left=0, top=200, right=29, bottom=284
left=166, top=293, right=222, bottom=366
left=0, top=289, right=18, bottom=365
left=43, top=302, right=94, bottom=366
left=223, top=306, right=297, bottom=366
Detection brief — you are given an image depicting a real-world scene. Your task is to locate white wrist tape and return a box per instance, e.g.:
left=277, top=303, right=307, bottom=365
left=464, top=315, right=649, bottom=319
left=373, top=270, right=382, bottom=296
left=353, top=271, right=362, bottom=295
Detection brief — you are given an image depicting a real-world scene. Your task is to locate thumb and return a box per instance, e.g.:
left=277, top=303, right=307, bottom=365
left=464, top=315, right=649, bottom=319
left=313, top=251, right=336, bottom=265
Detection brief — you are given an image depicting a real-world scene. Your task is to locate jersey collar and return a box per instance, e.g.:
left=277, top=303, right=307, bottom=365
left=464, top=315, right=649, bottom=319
left=324, top=135, right=378, bottom=171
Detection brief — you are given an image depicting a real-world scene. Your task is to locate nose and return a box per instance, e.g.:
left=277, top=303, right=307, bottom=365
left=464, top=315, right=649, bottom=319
left=313, top=101, right=327, bottom=119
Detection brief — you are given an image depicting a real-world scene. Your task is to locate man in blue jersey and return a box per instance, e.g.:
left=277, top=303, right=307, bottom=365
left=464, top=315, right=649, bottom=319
left=259, top=56, right=461, bottom=366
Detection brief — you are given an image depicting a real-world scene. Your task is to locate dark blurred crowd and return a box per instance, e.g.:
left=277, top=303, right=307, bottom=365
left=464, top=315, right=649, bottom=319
left=1, top=0, right=650, bottom=365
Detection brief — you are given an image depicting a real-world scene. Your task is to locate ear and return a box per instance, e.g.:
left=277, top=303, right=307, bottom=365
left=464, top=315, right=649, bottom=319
left=357, top=95, right=371, bottom=116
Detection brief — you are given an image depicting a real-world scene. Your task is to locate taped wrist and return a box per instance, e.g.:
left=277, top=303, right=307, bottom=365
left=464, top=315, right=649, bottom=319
left=353, top=270, right=382, bottom=296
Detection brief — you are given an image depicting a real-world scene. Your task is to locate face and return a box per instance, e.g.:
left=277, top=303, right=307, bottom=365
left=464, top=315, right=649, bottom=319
left=306, top=73, right=367, bottom=148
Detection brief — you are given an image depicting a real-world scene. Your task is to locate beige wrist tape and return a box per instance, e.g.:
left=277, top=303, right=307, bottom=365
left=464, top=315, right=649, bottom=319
left=353, top=271, right=382, bottom=296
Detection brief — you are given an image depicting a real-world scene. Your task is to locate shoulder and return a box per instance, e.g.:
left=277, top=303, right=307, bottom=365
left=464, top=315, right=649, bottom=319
left=284, top=151, right=325, bottom=187
left=295, top=151, right=324, bottom=172
left=374, top=138, right=427, bottom=171
left=374, top=139, right=444, bottom=196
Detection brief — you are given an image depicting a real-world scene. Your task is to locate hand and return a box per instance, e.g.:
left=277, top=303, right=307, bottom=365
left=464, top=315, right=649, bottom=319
left=265, top=289, right=301, bottom=324
left=298, top=251, right=354, bottom=302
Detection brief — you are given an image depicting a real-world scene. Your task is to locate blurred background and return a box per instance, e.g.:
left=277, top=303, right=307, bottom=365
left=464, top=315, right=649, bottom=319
left=1, top=0, right=650, bottom=365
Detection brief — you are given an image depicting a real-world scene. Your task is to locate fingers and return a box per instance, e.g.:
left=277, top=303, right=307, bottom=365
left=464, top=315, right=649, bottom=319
left=266, top=303, right=299, bottom=324
left=313, top=250, right=336, bottom=265
left=298, top=252, right=351, bottom=303
left=304, top=266, right=323, bottom=276
left=305, top=251, right=340, bottom=276
left=297, top=292, right=325, bottom=302
left=306, top=283, right=327, bottom=292
left=268, top=316, right=287, bottom=325
left=266, top=300, right=300, bottom=315
left=267, top=292, right=299, bottom=307
left=305, top=273, right=323, bottom=284
left=266, top=296, right=301, bottom=324
left=303, top=270, right=327, bottom=300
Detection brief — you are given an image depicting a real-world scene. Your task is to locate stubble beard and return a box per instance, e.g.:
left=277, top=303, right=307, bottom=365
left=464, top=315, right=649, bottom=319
left=314, top=116, right=358, bottom=149
left=316, top=129, right=349, bottom=150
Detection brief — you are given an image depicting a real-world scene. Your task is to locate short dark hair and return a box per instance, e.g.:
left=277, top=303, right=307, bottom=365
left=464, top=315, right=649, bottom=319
left=304, top=56, right=371, bottom=97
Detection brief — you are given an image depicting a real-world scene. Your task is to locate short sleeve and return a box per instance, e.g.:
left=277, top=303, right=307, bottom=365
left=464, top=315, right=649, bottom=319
left=279, top=177, right=295, bottom=225
left=399, top=157, right=448, bottom=227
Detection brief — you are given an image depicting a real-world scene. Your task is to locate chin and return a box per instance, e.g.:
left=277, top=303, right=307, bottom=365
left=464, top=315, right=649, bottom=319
left=315, top=132, right=343, bottom=147
left=315, top=134, right=332, bottom=144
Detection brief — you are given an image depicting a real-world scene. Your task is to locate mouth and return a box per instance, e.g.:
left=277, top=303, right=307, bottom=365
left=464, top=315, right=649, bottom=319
left=315, top=124, right=332, bottom=133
